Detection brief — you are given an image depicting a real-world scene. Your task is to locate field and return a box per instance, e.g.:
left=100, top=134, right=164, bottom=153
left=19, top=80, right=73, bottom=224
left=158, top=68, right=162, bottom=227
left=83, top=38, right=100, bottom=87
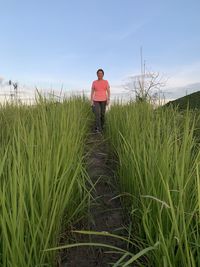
left=0, top=95, right=93, bottom=266
left=105, top=101, right=200, bottom=266
left=0, top=95, right=200, bottom=267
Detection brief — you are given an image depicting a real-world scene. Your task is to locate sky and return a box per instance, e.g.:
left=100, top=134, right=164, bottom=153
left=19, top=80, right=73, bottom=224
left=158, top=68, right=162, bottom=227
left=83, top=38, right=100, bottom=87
left=0, top=0, right=200, bottom=102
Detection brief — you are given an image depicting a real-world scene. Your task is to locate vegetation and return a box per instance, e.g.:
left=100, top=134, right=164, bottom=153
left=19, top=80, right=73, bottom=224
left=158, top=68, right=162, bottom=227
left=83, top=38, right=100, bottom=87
left=1, top=91, right=200, bottom=267
left=0, top=95, right=92, bottom=267
left=164, top=90, right=200, bottom=110
left=105, top=101, right=200, bottom=266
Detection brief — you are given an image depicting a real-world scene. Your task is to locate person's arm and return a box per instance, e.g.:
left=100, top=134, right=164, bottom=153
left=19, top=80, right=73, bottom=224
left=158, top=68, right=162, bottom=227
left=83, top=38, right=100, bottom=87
left=90, top=83, right=94, bottom=105
left=106, top=82, right=110, bottom=105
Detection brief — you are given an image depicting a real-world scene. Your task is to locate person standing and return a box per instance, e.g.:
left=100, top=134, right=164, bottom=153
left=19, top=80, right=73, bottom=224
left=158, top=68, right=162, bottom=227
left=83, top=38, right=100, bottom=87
left=90, top=69, right=110, bottom=133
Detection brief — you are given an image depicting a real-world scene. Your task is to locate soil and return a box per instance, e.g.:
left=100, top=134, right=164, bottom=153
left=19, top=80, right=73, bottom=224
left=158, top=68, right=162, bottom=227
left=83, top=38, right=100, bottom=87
left=57, top=126, right=132, bottom=267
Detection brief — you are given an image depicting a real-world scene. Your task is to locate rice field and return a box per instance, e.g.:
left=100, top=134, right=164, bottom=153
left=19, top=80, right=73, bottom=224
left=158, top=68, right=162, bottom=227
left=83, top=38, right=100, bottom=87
left=105, top=101, right=200, bottom=266
left=1, top=95, right=200, bottom=267
left=0, top=95, right=92, bottom=267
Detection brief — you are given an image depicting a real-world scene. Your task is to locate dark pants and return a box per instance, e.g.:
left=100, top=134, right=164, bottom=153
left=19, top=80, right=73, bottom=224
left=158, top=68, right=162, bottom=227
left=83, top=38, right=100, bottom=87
left=93, top=100, right=107, bottom=131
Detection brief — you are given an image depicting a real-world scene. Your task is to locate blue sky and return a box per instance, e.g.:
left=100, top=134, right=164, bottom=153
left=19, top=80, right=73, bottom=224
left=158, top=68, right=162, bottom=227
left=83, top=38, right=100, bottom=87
left=0, top=0, right=200, bottom=100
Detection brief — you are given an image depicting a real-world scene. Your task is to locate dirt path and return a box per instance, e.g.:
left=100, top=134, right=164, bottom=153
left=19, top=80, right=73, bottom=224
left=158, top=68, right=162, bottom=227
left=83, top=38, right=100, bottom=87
left=58, top=129, right=130, bottom=267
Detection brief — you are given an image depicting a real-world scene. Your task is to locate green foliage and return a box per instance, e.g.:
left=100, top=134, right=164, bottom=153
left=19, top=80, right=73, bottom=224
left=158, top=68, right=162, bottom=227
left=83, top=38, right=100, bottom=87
left=0, top=95, right=92, bottom=267
left=105, top=101, right=200, bottom=266
left=164, top=90, right=200, bottom=110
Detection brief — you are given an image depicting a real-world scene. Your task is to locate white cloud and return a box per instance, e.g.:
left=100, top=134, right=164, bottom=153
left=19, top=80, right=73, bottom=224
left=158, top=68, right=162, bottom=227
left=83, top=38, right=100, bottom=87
left=162, top=61, right=200, bottom=87
left=159, top=61, right=200, bottom=99
left=0, top=76, right=4, bottom=83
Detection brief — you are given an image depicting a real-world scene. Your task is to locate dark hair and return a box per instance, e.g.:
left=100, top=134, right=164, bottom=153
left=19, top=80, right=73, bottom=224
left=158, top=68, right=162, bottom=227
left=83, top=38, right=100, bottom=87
left=97, top=69, right=104, bottom=75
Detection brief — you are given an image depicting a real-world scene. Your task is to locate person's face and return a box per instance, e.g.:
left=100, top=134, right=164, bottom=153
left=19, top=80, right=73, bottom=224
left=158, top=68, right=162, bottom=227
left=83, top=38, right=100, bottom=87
left=97, top=71, right=104, bottom=80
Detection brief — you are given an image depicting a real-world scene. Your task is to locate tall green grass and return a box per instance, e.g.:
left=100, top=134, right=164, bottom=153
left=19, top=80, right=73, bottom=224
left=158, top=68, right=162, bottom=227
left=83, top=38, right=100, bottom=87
left=0, top=95, right=92, bottom=266
left=105, top=101, right=200, bottom=266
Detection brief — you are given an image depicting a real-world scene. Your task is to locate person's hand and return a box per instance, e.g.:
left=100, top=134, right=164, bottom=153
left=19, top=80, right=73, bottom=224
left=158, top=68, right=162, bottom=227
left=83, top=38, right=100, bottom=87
left=90, top=100, right=94, bottom=106
left=106, top=99, right=110, bottom=106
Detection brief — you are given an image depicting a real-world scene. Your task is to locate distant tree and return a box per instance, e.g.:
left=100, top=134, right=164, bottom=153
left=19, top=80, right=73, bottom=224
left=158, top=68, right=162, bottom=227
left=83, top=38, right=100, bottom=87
left=124, top=47, right=167, bottom=104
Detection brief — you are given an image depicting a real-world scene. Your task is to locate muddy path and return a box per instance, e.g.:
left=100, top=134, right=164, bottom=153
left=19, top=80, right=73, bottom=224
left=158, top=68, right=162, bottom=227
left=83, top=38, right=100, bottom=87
left=57, top=128, right=131, bottom=267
